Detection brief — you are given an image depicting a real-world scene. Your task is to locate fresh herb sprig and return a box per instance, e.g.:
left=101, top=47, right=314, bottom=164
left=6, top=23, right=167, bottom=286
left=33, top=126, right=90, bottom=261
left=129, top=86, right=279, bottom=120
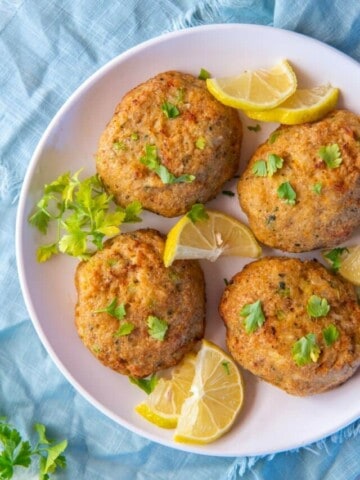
left=0, top=418, right=67, bottom=479
left=28, top=171, right=142, bottom=262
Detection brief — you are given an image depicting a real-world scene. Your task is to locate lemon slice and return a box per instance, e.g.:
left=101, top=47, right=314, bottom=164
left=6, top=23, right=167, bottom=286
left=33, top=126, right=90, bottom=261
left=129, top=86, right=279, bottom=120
left=323, top=246, right=360, bottom=286
left=206, top=59, right=297, bottom=110
left=245, top=84, right=339, bottom=124
left=174, top=340, right=244, bottom=444
left=163, top=210, right=262, bottom=267
left=135, top=353, right=196, bottom=428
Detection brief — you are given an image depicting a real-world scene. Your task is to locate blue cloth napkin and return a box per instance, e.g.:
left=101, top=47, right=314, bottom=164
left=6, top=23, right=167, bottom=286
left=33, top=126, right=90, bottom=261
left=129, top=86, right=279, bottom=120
left=1, top=1, right=360, bottom=479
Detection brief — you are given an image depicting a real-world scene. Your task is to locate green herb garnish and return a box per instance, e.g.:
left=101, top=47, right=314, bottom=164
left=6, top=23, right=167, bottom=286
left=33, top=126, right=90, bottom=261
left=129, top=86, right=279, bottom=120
left=323, top=247, right=349, bottom=272
left=292, top=333, right=320, bottom=366
left=253, top=154, right=284, bottom=177
left=113, top=140, right=126, bottom=150
left=95, top=298, right=126, bottom=320
left=147, top=315, right=168, bottom=341
left=114, top=321, right=135, bottom=337
left=140, top=145, right=195, bottom=184
left=247, top=124, right=261, bottom=132
left=28, top=171, right=142, bottom=262
left=307, top=295, right=330, bottom=318
left=277, top=181, right=296, bottom=205
left=161, top=101, right=180, bottom=119
left=129, top=374, right=158, bottom=394
left=0, top=418, right=67, bottom=479
left=195, top=137, right=206, bottom=149
left=221, top=361, right=230, bottom=375
left=186, top=203, right=209, bottom=223
left=268, top=132, right=280, bottom=144
left=240, top=299, right=265, bottom=333
left=318, top=143, right=342, bottom=168
left=323, top=324, right=340, bottom=346
left=312, top=182, right=322, bottom=194
left=198, top=68, right=211, bottom=80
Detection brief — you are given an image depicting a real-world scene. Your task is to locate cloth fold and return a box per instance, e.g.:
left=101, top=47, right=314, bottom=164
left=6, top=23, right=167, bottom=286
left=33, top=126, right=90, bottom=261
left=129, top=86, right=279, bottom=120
left=1, top=0, right=360, bottom=479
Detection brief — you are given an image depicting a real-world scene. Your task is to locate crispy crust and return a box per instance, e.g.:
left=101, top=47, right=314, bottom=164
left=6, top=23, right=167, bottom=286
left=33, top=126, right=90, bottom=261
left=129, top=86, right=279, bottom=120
left=96, top=70, right=242, bottom=217
left=75, top=229, right=206, bottom=377
left=238, top=109, right=360, bottom=252
left=219, top=257, right=360, bottom=396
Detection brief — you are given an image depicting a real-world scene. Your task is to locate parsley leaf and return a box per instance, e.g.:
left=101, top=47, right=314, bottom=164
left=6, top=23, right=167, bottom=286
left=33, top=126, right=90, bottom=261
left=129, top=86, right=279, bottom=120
left=307, top=295, right=330, bottom=318
left=195, top=137, right=206, bottom=149
left=312, top=182, right=323, bottom=194
left=247, top=124, right=261, bottom=132
left=221, top=361, right=230, bottom=375
left=95, top=298, right=126, bottom=321
left=292, top=333, right=320, bottom=366
left=140, top=145, right=195, bottom=184
left=186, top=203, right=209, bottom=223
left=323, top=323, right=340, bottom=346
left=323, top=247, right=349, bottom=272
left=198, top=68, right=211, bottom=80
left=240, top=299, right=265, bottom=333
left=252, top=154, right=284, bottom=177
left=29, top=171, right=142, bottom=262
left=252, top=160, right=267, bottom=177
left=161, top=101, right=180, bottom=119
left=0, top=419, right=67, bottom=479
left=318, top=143, right=342, bottom=168
left=114, top=321, right=135, bottom=337
left=147, top=315, right=168, bottom=341
left=277, top=181, right=296, bottom=205
left=129, top=374, right=158, bottom=394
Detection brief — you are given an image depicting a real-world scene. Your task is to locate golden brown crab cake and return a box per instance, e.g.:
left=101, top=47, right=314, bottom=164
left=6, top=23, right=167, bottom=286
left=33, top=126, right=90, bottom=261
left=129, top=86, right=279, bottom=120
left=219, top=256, right=360, bottom=396
left=96, top=70, right=243, bottom=217
left=75, top=229, right=206, bottom=378
left=238, top=109, right=360, bottom=252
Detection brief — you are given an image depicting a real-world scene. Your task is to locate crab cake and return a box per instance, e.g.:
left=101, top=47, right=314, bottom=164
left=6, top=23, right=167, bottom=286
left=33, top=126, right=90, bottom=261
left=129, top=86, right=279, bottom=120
left=238, top=109, right=360, bottom=252
left=96, top=70, right=243, bottom=217
left=75, top=229, right=205, bottom=378
left=219, top=257, right=360, bottom=396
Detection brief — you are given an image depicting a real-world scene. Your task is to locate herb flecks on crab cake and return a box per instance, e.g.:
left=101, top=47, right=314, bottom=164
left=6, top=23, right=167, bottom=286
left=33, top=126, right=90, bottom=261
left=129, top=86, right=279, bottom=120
left=75, top=229, right=206, bottom=378
left=238, top=109, right=360, bottom=252
left=96, top=70, right=243, bottom=217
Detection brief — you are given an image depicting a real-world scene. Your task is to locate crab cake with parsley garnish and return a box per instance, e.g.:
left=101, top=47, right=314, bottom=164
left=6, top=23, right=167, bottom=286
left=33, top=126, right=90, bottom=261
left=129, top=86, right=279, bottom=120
left=238, top=109, right=360, bottom=252
left=75, top=229, right=206, bottom=378
left=96, top=70, right=243, bottom=217
left=219, top=257, right=360, bottom=396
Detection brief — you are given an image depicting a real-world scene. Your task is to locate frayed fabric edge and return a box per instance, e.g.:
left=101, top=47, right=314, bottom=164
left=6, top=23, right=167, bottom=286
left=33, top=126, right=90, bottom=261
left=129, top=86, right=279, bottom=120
left=226, top=419, right=360, bottom=479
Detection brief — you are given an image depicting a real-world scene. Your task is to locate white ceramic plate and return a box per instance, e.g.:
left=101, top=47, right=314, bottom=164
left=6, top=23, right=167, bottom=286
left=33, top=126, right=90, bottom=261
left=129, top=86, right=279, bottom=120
left=16, top=24, right=360, bottom=457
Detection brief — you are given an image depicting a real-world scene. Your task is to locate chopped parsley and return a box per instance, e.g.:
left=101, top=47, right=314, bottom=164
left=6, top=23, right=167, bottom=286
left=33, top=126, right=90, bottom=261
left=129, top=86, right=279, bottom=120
left=195, top=137, right=206, bottom=149
left=114, top=321, right=135, bottom=337
left=186, top=203, right=209, bottom=223
left=28, top=171, right=142, bottom=262
left=222, top=190, right=235, bottom=197
left=318, top=143, right=342, bottom=168
left=292, top=333, right=320, bottom=366
left=277, top=181, right=296, bottom=205
left=0, top=418, right=67, bottom=479
left=147, top=315, right=168, bottom=341
left=140, top=144, right=195, bottom=184
left=247, top=124, right=261, bottom=132
left=113, top=140, right=126, bottom=150
left=95, top=298, right=126, bottom=320
left=129, top=374, right=158, bottom=394
left=161, top=101, right=180, bottom=119
left=131, top=132, right=139, bottom=141
left=253, top=154, right=284, bottom=177
left=307, top=295, right=330, bottom=318
left=240, top=299, right=265, bottom=333
left=221, top=361, right=230, bottom=375
left=323, top=247, right=349, bottom=272
left=312, top=182, right=322, bottom=194
left=323, top=324, right=340, bottom=346
left=198, top=68, right=211, bottom=80
left=268, top=132, right=280, bottom=144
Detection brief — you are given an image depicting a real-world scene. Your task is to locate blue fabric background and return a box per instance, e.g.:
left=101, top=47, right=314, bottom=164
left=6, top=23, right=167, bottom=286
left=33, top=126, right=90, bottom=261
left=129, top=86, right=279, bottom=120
left=1, top=0, right=360, bottom=478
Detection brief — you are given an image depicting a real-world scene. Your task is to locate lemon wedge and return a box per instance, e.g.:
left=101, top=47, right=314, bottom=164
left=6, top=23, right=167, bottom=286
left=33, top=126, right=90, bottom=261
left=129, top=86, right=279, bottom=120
left=206, top=59, right=297, bottom=110
left=323, top=245, right=360, bottom=286
left=135, top=353, right=196, bottom=428
left=163, top=210, right=262, bottom=267
left=245, top=84, right=339, bottom=125
left=174, top=340, right=244, bottom=445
